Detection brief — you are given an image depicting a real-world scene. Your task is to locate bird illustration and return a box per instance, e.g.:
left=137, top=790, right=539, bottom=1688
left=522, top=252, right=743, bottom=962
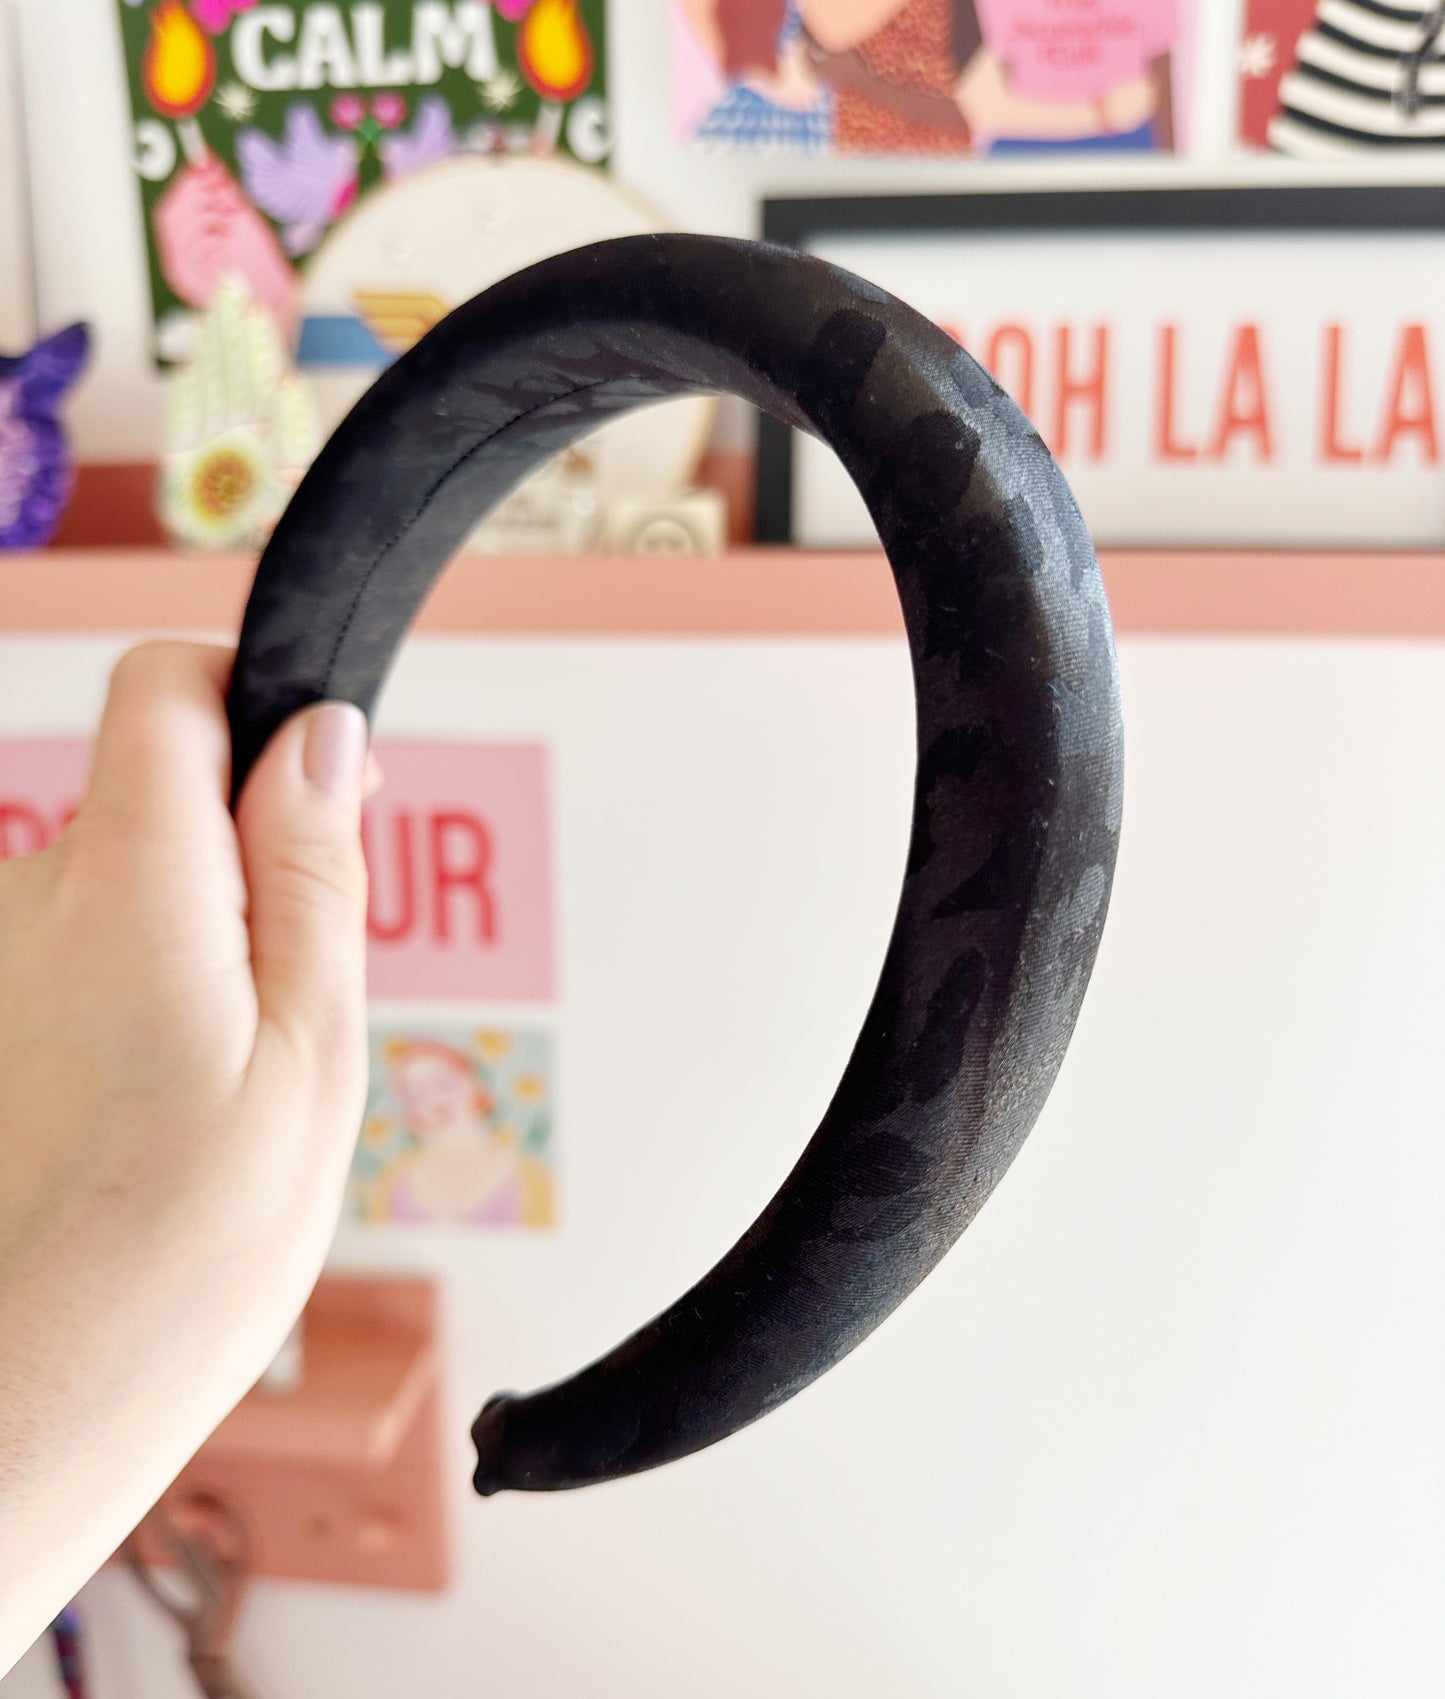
left=236, top=104, right=359, bottom=255
left=0, top=324, right=90, bottom=550
left=380, top=95, right=458, bottom=181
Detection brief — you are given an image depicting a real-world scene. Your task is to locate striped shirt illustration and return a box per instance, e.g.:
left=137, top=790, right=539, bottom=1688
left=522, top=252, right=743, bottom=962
left=1270, top=0, right=1445, bottom=155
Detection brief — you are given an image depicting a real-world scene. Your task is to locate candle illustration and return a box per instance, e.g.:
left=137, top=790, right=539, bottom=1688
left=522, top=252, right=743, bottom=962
left=518, top=0, right=594, bottom=103
left=143, top=0, right=215, bottom=163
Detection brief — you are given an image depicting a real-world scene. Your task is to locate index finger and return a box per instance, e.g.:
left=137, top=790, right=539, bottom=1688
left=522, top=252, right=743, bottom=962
left=79, top=642, right=237, bottom=850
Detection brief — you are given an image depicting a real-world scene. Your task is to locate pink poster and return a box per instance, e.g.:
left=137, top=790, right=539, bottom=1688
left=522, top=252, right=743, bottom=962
left=361, top=742, right=554, bottom=1002
left=0, top=739, right=555, bottom=1003
left=0, top=740, right=89, bottom=856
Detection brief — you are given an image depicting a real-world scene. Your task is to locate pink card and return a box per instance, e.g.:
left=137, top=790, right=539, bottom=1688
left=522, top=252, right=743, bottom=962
left=0, top=739, right=90, bottom=857
left=362, top=742, right=554, bottom=1002
left=0, top=739, right=555, bottom=1003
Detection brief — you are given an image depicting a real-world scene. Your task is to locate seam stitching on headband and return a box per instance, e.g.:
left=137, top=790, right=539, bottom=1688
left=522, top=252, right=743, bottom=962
left=320, top=374, right=617, bottom=694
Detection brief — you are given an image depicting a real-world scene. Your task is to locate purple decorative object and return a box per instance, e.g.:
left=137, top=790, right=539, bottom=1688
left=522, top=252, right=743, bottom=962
left=0, top=324, right=89, bottom=549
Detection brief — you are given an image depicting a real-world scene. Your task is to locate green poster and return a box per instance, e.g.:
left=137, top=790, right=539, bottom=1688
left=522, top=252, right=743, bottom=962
left=112, top=1, right=609, bottom=364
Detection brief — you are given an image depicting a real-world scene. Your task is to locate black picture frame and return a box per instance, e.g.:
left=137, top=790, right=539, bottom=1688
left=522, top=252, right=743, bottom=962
left=754, top=184, right=1445, bottom=544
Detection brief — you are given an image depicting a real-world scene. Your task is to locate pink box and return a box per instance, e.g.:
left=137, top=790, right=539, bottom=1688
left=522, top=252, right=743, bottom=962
left=0, top=739, right=555, bottom=1003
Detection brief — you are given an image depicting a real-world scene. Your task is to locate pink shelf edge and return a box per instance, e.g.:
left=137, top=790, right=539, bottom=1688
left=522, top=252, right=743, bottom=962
left=1, top=547, right=1442, bottom=638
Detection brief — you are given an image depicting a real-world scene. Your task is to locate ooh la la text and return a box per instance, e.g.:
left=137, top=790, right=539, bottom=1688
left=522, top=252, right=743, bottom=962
left=939, top=319, right=1440, bottom=466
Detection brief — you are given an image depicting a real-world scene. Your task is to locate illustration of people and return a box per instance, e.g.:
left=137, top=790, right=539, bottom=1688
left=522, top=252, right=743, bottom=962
left=683, top=0, right=837, bottom=149
left=371, top=1037, right=553, bottom=1226
left=967, top=0, right=1175, bottom=153
left=682, top=0, right=1177, bottom=154
left=1263, top=1, right=1445, bottom=156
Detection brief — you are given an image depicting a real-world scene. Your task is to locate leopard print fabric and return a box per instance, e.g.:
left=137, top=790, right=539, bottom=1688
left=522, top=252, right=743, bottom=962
left=229, top=234, right=1123, bottom=1494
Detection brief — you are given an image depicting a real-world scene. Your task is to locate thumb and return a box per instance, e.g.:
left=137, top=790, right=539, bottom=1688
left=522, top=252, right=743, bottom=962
left=235, top=701, right=371, bottom=1069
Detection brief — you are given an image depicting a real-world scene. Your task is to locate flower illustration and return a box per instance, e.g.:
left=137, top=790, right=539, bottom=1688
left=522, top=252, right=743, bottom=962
left=371, top=90, right=409, bottom=128
left=331, top=93, right=366, bottom=130
left=479, top=69, right=523, bottom=111
left=1238, top=33, right=1277, bottom=80
left=514, top=1072, right=546, bottom=1103
left=166, top=427, right=272, bottom=546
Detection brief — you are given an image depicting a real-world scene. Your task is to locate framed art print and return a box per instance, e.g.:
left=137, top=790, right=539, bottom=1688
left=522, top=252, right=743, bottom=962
left=110, top=0, right=611, bottom=362
left=758, top=185, right=1445, bottom=550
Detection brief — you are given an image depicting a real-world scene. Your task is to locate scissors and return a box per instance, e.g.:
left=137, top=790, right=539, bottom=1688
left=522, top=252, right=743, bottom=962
left=122, top=1491, right=255, bottom=1699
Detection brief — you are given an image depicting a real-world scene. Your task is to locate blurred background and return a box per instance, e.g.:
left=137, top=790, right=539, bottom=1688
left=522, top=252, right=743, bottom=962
left=0, top=2, right=1442, bottom=1695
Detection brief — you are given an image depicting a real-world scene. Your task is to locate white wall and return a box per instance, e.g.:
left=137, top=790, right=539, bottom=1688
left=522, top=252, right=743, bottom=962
left=0, top=4, right=34, bottom=348
left=0, top=628, right=1441, bottom=1699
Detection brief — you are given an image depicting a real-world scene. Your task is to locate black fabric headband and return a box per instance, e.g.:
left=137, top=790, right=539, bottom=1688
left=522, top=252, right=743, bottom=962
left=228, top=233, right=1124, bottom=1496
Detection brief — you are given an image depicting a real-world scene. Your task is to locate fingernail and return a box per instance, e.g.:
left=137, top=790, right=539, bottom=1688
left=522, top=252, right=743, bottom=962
left=363, top=750, right=385, bottom=799
left=303, top=702, right=368, bottom=799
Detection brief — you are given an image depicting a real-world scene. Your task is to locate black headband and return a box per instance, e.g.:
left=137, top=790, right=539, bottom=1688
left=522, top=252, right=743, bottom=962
left=228, top=233, right=1123, bottom=1496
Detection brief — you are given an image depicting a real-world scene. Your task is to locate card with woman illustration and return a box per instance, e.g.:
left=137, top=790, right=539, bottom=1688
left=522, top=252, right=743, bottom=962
left=349, top=1022, right=556, bottom=1228
left=672, top=0, right=1190, bottom=154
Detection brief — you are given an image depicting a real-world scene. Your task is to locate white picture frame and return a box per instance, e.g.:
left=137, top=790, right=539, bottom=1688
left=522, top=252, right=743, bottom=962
left=758, top=186, right=1445, bottom=550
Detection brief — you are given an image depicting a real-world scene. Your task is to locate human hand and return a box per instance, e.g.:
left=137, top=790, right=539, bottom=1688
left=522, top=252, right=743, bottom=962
left=152, top=155, right=299, bottom=334
left=0, top=642, right=373, bottom=1673
left=1098, top=73, right=1158, bottom=135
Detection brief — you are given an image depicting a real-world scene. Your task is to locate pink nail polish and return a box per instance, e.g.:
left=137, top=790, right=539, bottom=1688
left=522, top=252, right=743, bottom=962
left=303, top=702, right=368, bottom=798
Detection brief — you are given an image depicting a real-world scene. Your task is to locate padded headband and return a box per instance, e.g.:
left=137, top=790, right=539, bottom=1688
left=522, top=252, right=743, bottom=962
left=229, top=233, right=1123, bottom=1495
